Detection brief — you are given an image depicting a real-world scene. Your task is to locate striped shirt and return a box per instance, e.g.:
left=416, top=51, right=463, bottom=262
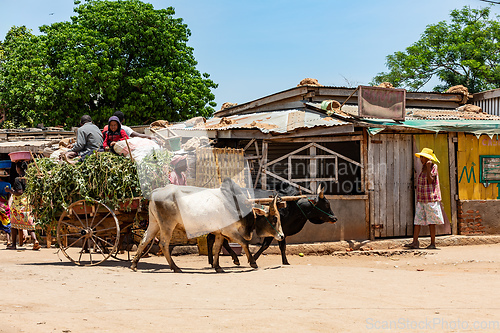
left=416, top=163, right=441, bottom=202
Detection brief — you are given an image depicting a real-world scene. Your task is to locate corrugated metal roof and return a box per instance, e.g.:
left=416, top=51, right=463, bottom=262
left=307, top=102, right=500, bottom=121
left=406, top=109, right=500, bottom=120
left=171, top=110, right=350, bottom=134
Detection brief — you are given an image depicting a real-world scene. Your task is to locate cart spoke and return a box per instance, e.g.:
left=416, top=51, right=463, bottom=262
left=92, top=212, right=111, bottom=230
left=93, top=235, right=115, bottom=248
left=89, top=247, right=93, bottom=265
left=91, top=236, right=108, bottom=259
left=60, top=232, right=84, bottom=238
left=78, top=238, right=88, bottom=264
left=60, top=220, right=84, bottom=231
left=70, top=209, right=86, bottom=229
left=61, top=235, right=85, bottom=251
left=90, top=203, right=98, bottom=226
left=94, top=226, right=119, bottom=234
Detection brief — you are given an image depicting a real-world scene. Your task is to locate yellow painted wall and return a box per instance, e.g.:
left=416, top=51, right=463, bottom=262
left=457, top=133, right=500, bottom=200
left=414, top=134, right=452, bottom=224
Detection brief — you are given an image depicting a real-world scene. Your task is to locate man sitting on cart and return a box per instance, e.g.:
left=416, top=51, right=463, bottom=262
left=63, top=115, right=103, bottom=164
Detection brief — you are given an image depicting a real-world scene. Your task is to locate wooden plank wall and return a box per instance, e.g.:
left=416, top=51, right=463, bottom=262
left=457, top=133, right=500, bottom=200
left=369, top=134, right=414, bottom=238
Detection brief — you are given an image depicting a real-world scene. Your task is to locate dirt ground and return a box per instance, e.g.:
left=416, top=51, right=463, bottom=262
left=1, top=243, right=500, bottom=333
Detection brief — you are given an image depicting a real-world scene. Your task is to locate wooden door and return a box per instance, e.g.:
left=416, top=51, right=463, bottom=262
left=369, top=134, right=414, bottom=238
left=414, top=134, right=452, bottom=236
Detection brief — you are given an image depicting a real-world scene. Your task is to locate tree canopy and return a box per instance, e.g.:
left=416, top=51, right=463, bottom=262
left=371, top=6, right=500, bottom=93
left=0, top=0, right=217, bottom=128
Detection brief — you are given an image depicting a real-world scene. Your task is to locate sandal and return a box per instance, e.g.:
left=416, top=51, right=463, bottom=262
left=426, top=244, right=437, bottom=250
left=32, top=243, right=41, bottom=251
left=6, top=245, right=17, bottom=250
left=403, top=242, right=419, bottom=249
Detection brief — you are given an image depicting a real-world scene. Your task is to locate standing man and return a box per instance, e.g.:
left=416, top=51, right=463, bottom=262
left=405, top=148, right=444, bottom=249
left=64, top=115, right=103, bottom=162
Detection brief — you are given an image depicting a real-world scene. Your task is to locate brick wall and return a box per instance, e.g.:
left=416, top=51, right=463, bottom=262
left=457, top=201, right=486, bottom=235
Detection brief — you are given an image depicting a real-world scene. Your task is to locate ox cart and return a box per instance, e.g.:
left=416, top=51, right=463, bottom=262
left=55, top=197, right=154, bottom=266
left=26, top=150, right=171, bottom=266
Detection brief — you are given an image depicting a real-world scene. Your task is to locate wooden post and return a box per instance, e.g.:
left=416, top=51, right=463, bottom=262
left=448, top=133, right=458, bottom=235
left=367, top=129, right=376, bottom=240
left=253, top=150, right=263, bottom=188
left=310, top=145, right=317, bottom=193
left=46, top=226, right=52, bottom=248
left=125, top=139, right=135, bottom=163
left=261, top=141, right=268, bottom=190
left=363, top=129, right=373, bottom=240
left=214, top=149, right=222, bottom=185
left=243, top=138, right=256, bottom=151
left=29, top=151, right=43, bottom=176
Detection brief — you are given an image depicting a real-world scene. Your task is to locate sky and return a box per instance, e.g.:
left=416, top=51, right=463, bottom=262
left=1, top=0, right=499, bottom=111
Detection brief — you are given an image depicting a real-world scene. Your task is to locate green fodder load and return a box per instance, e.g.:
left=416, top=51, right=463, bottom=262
left=25, top=151, right=172, bottom=228
left=135, top=149, right=172, bottom=199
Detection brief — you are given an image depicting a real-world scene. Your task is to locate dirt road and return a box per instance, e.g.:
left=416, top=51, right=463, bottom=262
left=1, top=243, right=499, bottom=332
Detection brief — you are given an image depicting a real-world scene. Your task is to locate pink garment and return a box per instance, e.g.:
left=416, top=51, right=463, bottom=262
left=416, top=163, right=442, bottom=203
left=168, top=171, right=187, bottom=186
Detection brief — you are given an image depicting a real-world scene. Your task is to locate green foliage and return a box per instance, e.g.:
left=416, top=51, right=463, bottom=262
left=371, top=6, right=500, bottom=93
left=26, top=153, right=140, bottom=227
left=0, top=0, right=217, bottom=128
left=136, top=149, right=173, bottom=199
left=25, top=151, right=171, bottom=228
left=0, top=26, right=51, bottom=126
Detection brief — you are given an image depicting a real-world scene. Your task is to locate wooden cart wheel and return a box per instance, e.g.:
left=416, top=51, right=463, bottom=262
left=57, top=199, right=120, bottom=266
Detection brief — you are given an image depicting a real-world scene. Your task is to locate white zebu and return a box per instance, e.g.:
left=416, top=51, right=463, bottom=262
left=131, top=179, right=283, bottom=273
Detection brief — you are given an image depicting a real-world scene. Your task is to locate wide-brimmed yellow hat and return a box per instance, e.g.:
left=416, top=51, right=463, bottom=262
left=415, top=147, right=439, bottom=163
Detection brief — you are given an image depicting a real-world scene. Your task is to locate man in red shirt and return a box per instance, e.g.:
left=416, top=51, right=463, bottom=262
left=405, top=148, right=444, bottom=249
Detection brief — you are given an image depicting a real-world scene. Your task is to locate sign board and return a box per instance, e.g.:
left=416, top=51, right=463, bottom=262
left=480, top=155, right=500, bottom=183
left=358, top=85, right=406, bottom=121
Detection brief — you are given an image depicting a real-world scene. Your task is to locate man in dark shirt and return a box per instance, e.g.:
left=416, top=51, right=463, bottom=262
left=64, top=115, right=103, bottom=162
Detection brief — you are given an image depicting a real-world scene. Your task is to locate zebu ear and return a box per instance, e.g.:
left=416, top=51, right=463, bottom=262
left=252, top=207, right=267, bottom=217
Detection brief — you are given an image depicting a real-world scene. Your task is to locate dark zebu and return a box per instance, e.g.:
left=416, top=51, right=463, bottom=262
left=206, top=198, right=287, bottom=268
left=253, top=185, right=337, bottom=264
left=208, top=185, right=337, bottom=266
left=131, top=179, right=283, bottom=273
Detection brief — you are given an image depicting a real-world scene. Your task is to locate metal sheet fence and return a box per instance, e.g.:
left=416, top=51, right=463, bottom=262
left=474, top=97, right=500, bottom=116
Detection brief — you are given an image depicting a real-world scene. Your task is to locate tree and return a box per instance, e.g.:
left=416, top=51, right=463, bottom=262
left=0, top=26, right=51, bottom=127
left=371, top=6, right=500, bottom=93
left=0, top=0, right=217, bottom=128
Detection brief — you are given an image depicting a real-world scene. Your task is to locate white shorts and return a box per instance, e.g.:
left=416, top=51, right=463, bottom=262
left=414, top=202, right=444, bottom=226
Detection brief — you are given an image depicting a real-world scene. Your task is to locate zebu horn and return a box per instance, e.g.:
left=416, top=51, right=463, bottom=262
left=317, top=184, right=324, bottom=199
